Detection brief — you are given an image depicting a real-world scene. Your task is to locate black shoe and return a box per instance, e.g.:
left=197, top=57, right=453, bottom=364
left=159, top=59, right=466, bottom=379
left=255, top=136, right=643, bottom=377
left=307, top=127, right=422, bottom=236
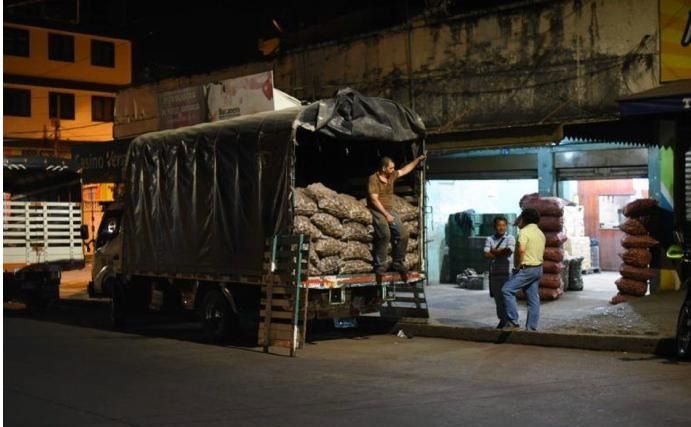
left=374, top=267, right=387, bottom=275
left=496, top=321, right=508, bottom=329
left=391, top=262, right=408, bottom=275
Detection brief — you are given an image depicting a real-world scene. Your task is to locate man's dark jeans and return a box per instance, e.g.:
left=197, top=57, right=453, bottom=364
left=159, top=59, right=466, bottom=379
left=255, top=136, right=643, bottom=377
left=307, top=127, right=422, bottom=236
left=370, top=209, right=409, bottom=270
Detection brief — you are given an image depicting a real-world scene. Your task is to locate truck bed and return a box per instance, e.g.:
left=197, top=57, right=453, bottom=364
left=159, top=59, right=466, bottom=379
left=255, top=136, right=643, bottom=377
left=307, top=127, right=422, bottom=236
left=302, top=271, right=424, bottom=289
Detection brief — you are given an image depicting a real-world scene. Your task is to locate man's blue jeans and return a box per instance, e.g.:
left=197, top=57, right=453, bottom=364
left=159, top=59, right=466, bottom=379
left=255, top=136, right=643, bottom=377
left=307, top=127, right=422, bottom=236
left=502, top=266, right=542, bottom=330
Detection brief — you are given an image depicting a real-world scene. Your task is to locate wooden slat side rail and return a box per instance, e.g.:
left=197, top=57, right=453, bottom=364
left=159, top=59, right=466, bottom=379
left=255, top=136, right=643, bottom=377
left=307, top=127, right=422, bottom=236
left=259, top=234, right=310, bottom=356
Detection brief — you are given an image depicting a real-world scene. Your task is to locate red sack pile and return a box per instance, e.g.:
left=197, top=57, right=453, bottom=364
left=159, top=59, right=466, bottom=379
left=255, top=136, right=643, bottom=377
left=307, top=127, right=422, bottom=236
left=518, top=193, right=569, bottom=300
left=611, top=198, right=658, bottom=304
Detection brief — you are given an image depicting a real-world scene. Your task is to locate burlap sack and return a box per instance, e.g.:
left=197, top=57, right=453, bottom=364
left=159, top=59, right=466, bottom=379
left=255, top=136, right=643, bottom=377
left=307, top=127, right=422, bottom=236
left=542, top=260, right=564, bottom=274
left=340, top=193, right=373, bottom=225
left=317, top=195, right=351, bottom=220
left=308, top=263, right=322, bottom=276
left=619, top=248, right=652, bottom=268
left=317, top=256, right=343, bottom=275
left=294, top=215, right=323, bottom=240
left=621, top=234, right=659, bottom=249
left=311, top=212, right=345, bottom=238
left=339, top=260, right=373, bottom=275
left=538, top=215, right=564, bottom=232
left=619, top=264, right=655, bottom=281
left=544, top=247, right=565, bottom=262
left=309, top=247, right=320, bottom=265
left=544, top=232, right=568, bottom=248
left=619, top=218, right=648, bottom=235
left=539, top=273, right=562, bottom=289
left=305, top=182, right=338, bottom=201
left=342, top=221, right=374, bottom=242
left=520, top=193, right=567, bottom=217
left=392, top=195, right=418, bottom=222
left=295, top=188, right=318, bottom=216
left=615, top=277, right=648, bottom=297
left=405, top=220, right=419, bottom=237
left=342, top=241, right=373, bottom=262
left=539, top=287, right=563, bottom=301
left=623, top=198, right=658, bottom=218
left=314, top=237, right=346, bottom=257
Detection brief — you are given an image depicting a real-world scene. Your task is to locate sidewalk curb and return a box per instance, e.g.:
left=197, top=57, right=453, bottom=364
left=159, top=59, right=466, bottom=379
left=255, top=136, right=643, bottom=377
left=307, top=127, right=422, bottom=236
left=395, top=320, right=677, bottom=356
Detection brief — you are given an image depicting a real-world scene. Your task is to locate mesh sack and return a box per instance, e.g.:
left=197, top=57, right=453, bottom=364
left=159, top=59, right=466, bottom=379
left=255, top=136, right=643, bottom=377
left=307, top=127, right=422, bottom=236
left=539, top=273, right=562, bottom=289
left=619, top=264, right=656, bottom=281
left=544, top=232, right=568, bottom=248
left=404, top=220, right=420, bottom=237
left=539, top=287, right=563, bottom=301
left=314, top=237, right=346, bottom=257
left=311, top=213, right=345, bottom=238
left=623, top=198, right=658, bottom=218
left=619, top=248, right=652, bottom=268
left=544, top=247, right=565, bottom=262
left=342, top=241, right=373, bottom=262
left=538, top=215, right=564, bottom=232
left=317, top=256, right=343, bottom=275
left=293, top=215, right=323, bottom=240
left=339, top=260, right=373, bottom=275
left=619, top=218, right=648, bottom=235
left=405, top=252, right=421, bottom=271
left=615, top=277, right=648, bottom=297
left=407, top=238, right=418, bottom=252
left=542, top=260, right=564, bottom=274
left=295, top=188, right=318, bottom=216
left=621, top=234, right=659, bottom=249
left=519, top=193, right=567, bottom=217
left=342, top=221, right=374, bottom=242
left=568, top=257, right=584, bottom=291
left=610, top=292, right=639, bottom=304
left=392, top=195, right=418, bottom=222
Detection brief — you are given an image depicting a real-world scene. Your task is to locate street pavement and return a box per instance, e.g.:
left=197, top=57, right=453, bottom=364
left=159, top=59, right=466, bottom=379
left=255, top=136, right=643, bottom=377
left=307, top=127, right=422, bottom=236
left=4, top=304, right=691, bottom=427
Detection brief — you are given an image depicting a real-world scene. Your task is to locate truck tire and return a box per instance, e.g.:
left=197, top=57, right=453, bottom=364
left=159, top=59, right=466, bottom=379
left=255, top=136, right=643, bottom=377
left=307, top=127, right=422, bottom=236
left=110, top=280, right=128, bottom=329
left=201, top=289, right=234, bottom=342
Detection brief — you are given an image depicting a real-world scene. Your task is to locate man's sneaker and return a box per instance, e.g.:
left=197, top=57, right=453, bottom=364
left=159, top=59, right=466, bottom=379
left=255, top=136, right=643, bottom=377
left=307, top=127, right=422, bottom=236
left=501, top=321, right=520, bottom=331
left=374, top=267, right=387, bottom=275
left=391, top=262, right=408, bottom=275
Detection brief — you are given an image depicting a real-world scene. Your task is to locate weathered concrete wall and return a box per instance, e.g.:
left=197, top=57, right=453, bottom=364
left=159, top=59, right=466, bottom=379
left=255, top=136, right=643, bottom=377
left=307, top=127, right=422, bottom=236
left=115, top=0, right=659, bottom=139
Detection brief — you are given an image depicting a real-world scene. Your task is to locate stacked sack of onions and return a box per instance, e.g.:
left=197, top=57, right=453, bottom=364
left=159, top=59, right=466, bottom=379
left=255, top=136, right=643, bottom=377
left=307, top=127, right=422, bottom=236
left=611, top=198, right=659, bottom=304
left=293, top=183, right=420, bottom=276
left=519, top=193, right=569, bottom=301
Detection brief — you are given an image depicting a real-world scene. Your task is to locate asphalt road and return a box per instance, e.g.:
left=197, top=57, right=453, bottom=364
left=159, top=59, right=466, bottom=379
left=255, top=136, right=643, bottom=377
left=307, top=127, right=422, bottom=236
left=4, top=304, right=691, bottom=427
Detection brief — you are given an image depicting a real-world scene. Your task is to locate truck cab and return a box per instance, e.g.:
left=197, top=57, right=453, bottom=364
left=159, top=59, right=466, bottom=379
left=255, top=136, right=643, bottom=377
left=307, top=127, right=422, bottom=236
left=87, top=201, right=123, bottom=298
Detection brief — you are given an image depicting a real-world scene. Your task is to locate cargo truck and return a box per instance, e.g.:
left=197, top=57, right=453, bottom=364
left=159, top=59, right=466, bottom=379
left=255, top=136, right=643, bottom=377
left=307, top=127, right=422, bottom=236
left=87, top=89, right=428, bottom=353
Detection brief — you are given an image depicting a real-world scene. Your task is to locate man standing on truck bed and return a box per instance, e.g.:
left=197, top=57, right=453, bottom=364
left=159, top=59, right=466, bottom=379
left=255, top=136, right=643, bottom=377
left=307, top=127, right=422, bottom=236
left=368, top=155, right=426, bottom=274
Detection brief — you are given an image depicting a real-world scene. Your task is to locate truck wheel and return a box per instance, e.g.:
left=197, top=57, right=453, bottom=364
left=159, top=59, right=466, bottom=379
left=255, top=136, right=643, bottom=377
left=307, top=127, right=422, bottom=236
left=201, top=290, right=234, bottom=342
left=110, top=280, right=128, bottom=329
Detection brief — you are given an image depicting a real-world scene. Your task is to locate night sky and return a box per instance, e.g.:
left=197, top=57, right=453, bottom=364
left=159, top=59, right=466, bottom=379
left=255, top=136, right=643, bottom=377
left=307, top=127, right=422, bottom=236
left=4, top=0, right=517, bottom=84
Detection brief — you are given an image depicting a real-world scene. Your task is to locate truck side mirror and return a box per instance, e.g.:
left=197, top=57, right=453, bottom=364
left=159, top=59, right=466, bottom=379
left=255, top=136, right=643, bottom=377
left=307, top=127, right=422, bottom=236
left=80, top=224, right=90, bottom=240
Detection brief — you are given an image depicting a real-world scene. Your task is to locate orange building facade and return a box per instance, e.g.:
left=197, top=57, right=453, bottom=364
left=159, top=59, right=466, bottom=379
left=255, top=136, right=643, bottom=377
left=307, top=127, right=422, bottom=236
left=4, top=22, right=131, bottom=257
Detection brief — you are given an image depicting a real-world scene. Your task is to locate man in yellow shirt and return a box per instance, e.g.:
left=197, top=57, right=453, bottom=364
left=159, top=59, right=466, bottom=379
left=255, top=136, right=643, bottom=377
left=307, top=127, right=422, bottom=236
left=501, top=208, right=545, bottom=331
